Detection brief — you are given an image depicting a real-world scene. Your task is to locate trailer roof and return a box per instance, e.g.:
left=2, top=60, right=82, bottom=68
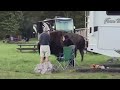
left=56, top=17, right=72, bottom=20
left=44, top=19, right=54, bottom=21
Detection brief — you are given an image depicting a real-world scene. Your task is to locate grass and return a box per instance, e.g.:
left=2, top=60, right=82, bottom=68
left=1, top=39, right=120, bottom=79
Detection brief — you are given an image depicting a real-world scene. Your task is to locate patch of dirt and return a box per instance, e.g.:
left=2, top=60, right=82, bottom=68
left=76, top=68, right=120, bottom=73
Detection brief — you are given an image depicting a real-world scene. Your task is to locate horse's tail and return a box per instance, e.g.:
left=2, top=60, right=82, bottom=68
left=78, top=36, right=86, bottom=62
left=79, top=36, right=86, bottom=50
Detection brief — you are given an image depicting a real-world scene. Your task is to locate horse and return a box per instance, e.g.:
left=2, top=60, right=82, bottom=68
left=37, top=31, right=85, bottom=62
left=63, top=32, right=85, bottom=62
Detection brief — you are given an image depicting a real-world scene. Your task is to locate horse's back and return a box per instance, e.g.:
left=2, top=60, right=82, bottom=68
left=65, top=33, right=85, bottom=49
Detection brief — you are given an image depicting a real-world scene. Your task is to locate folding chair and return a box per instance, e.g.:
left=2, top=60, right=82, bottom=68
left=56, top=45, right=77, bottom=70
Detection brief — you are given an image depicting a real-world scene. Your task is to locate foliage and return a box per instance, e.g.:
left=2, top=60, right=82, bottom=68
left=0, top=11, right=85, bottom=39
left=0, top=11, right=24, bottom=39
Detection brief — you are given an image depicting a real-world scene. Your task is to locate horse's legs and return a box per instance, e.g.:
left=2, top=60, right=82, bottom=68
left=37, top=43, right=40, bottom=54
left=79, top=49, right=84, bottom=62
left=74, top=48, right=77, bottom=58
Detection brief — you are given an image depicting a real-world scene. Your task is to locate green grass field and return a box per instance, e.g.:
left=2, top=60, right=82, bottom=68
left=1, top=39, right=120, bottom=79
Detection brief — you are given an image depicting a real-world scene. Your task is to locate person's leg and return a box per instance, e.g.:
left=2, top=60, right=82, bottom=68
left=44, top=49, right=52, bottom=73
left=44, top=45, right=51, bottom=62
left=45, top=56, right=49, bottom=62
left=40, top=57, right=44, bottom=63
left=40, top=45, right=45, bottom=63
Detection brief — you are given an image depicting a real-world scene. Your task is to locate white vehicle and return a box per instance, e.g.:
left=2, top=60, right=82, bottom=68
left=85, top=11, right=120, bottom=57
left=44, top=17, right=75, bottom=33
left=33, top=16, right=75, bottom=40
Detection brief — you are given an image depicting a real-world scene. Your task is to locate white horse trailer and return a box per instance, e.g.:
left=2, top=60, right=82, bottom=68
left=85, top=11, right=120, bottom=57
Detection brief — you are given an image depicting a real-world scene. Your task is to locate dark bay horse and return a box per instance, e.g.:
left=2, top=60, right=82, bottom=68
left=38, top=31, right=85, bottom=62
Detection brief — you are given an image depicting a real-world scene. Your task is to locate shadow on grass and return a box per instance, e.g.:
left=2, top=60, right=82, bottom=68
left=17, top=51, right=39, bottom=54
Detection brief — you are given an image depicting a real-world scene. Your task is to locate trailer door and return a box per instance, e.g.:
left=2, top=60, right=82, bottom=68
left=98, top=26, right=120, bottom=50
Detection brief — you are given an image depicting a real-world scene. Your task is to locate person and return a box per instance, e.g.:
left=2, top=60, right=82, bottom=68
left=5, top=34, right=10, bottom=43
left=10, top=35, right=14, bottom=41
left=39, top=23, right=51, bottom=64
left=34, top=23, right=53, bottom=74
left=25, top=37, right=29, bottom=42
left=62, top=35, right=74, bottom=46
left=62, top=35, right=75, bottom=67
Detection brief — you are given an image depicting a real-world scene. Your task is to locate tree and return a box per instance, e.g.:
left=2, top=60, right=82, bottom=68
left=0, top=11, right=85, bottom=39
left=0, top=11, right=24, bottom=39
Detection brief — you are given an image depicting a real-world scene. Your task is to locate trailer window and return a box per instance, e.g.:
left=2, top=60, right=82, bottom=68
left=106, top=11, right=120, bottom=15
left=55, top=19, right=74, bottom=31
